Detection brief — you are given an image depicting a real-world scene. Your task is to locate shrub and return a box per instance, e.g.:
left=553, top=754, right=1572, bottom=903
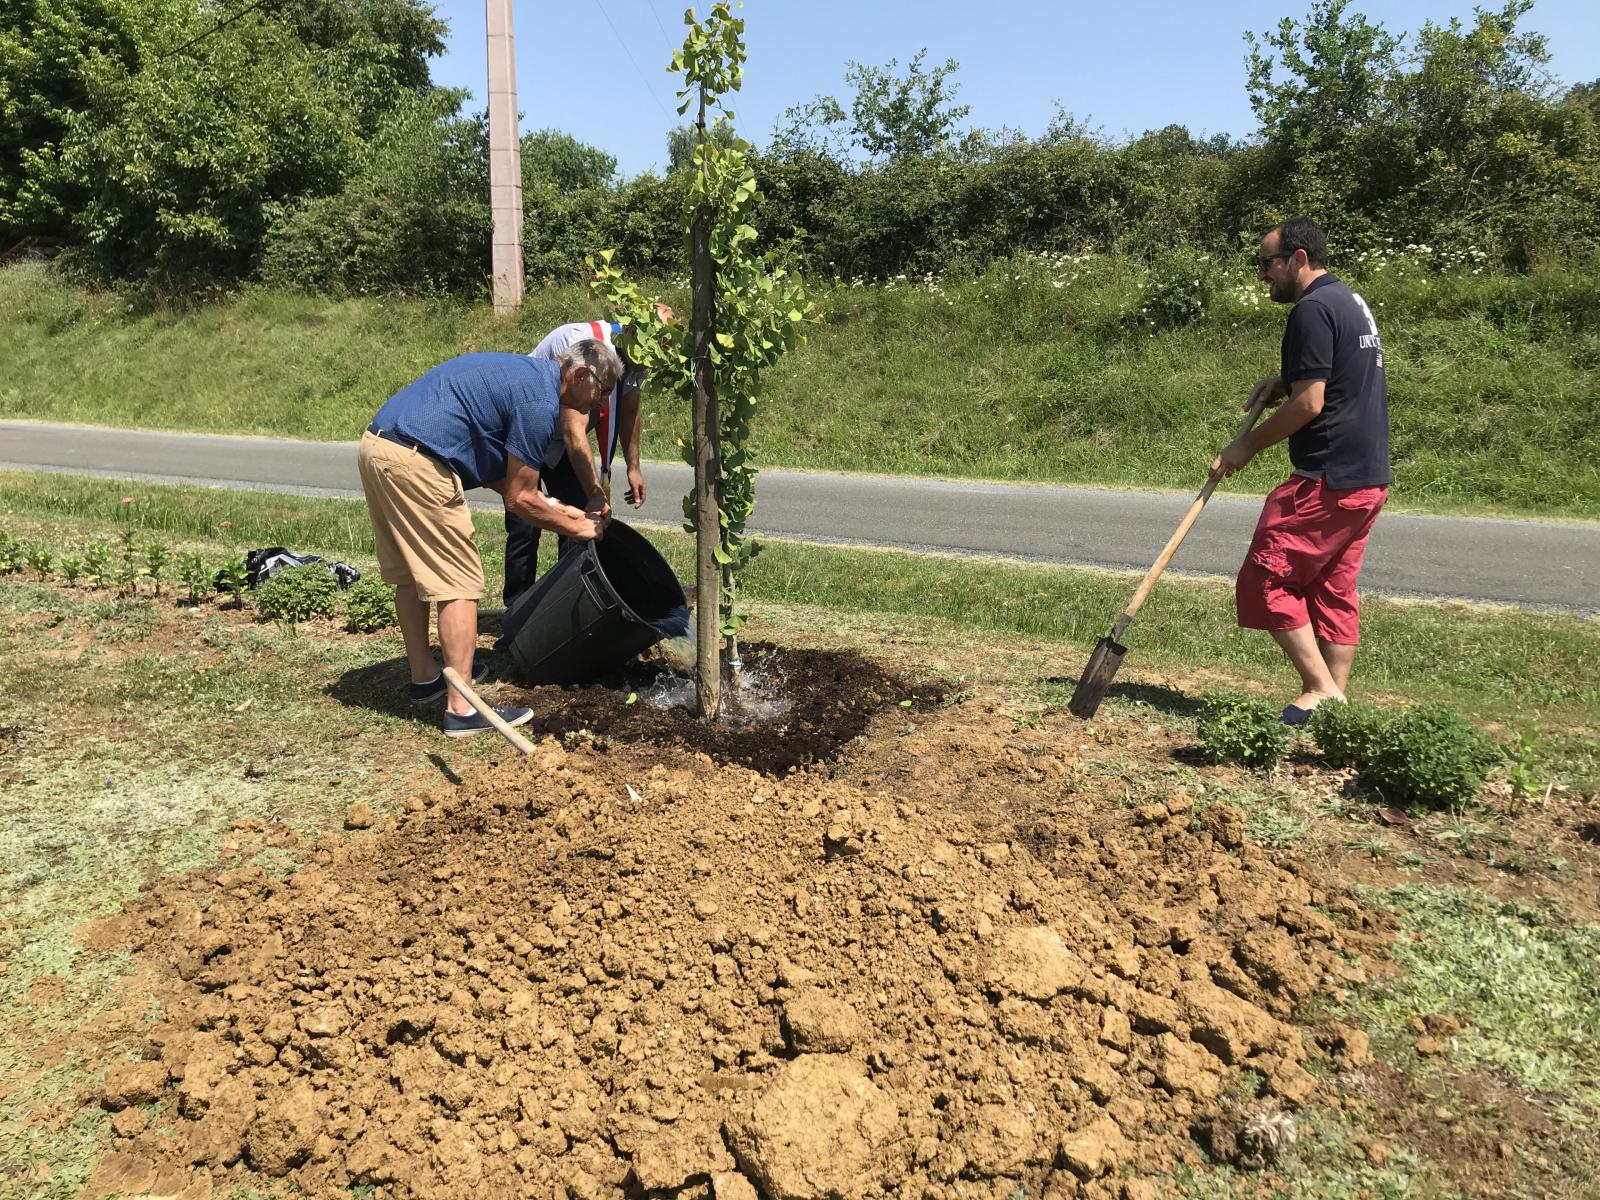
left=177, top=551, right=210, bottom=604
left=1310, top=699, right=1391, bottom=768
left=1367, top=704, right=1502, bottom=810
left=83, top=541, right=111, bottom=587
left=144, top=541, right=171, bottom=595
left=344, top=576, right=397, bottom=633
left=217, top=555, right=251, bottom=609
left=24, top=541, right=54, bottom=578
left=58, top=554, right=84, bottom=585
left=1197, top=690, right=1292, bottom=769
left=113, top=529, right=142, bottom=596
left=0, top=531, right=21, bottom=573
left=255, top=563, right=337, bottom=627
left=1136, top=243, right=1219, bottom=330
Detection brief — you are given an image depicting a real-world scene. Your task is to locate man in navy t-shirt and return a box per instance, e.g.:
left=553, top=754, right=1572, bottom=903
left=1209, top=216, right=1391, bottom=725
left=357, top=340, right=621, bottom=737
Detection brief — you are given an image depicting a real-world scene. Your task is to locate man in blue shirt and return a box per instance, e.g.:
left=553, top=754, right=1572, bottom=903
left=358, top=340, right=622, bottom=736
left=1210, top=216, right=1391, bottom=725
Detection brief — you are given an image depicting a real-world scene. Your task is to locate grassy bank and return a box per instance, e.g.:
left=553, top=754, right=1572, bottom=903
left=3, top=255, right=1598, bottom=518
left=3, top=470, right=1596, bottom=737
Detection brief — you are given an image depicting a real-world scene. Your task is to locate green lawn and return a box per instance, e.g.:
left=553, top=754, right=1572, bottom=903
left=2, top=470, right=1595, bottom=734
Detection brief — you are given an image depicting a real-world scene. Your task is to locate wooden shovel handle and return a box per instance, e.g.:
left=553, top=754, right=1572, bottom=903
left=1114, top=396, right=1270, bottom=634
left=441, top=666, right=537, bottom=755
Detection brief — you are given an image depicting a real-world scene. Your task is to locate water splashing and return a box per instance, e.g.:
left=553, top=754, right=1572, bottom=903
left=643, top=636, right=793, bottom=726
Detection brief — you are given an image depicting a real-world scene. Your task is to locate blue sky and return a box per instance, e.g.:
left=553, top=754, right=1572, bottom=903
left=425, top=0, right=1600, bottom=177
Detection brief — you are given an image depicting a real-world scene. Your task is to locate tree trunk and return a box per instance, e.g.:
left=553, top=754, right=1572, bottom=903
left=690, top=91, right=721, bottom=720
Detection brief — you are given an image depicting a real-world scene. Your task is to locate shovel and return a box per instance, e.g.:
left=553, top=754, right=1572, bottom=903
left=1068, top=395, right=1269, bottom=719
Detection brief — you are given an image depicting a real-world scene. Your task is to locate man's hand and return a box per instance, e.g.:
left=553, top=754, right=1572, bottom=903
left=585, top=491, right=613, bottom=527
left=569, top=513, right=606, bottom=542
left=1247, top=376, right=1288, bottom=410
left=624, top=464, right=647, bottom=508
left=1209, top=437, right=1255, bottom=482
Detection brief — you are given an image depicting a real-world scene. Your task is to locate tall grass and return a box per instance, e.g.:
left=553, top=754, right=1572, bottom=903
left=3, top=256, right=1597, bottom=517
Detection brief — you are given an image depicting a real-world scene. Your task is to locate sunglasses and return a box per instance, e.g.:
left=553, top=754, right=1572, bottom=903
left=1255, top=250, right=1298, bottom=270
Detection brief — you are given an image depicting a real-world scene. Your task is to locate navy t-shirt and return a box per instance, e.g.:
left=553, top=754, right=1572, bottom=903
left=1280, top=274, right=1391, bottom=489
left=370, top=353, right=560, bottom=490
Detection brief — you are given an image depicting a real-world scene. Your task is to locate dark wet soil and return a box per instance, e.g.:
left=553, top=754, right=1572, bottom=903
left=497, top=642, right=943, bottom=776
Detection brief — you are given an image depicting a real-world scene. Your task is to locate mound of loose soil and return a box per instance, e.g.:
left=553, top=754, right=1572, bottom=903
left=499, top=645, right=942, bottom=777
left=86, top=722, right=1390, bottom=1200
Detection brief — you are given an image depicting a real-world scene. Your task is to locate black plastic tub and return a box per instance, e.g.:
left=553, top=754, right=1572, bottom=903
left=499, top=520, right=688, bottom=685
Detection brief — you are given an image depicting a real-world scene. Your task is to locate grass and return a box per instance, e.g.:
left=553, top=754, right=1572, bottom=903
left=2, top=471, right=1596, bottom=728
left=1349, top=885, right=1600, bottom=1116
left=3, top=255, right=1598, bottom=518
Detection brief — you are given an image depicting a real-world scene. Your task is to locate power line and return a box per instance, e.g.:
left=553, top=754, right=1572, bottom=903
left=647, top=0, right=679, bottom=59
left=592, top=0, right=674, bottom=121
left=157, top=0, right=277, bottom=61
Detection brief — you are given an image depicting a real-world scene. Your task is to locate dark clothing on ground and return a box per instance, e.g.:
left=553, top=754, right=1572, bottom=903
left=1280, top=274, right=1391, bottom=489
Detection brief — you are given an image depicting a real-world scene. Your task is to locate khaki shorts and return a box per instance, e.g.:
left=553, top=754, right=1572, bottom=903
left=357, top=432, right=485, bottom=602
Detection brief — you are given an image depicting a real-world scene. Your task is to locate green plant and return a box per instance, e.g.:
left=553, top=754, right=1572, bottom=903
left=344, top=576, right=397, bottom=632
left=1136, top=242, right=1219, bottom=330
left=254, top=563, right=337, bottom=628
left=218, top=555, right=251, bottom=610
left=82, top=540, right=112, bottom=587
left=1506, top=729, right=1546, bottom=804
left=1196, top=690, right=1292, bottom=768
left=144, top=541, right=171, bottom=596
left=176, top=551, right=211, bottom=604
left=0, top=530, right=22, bottom=572
left=113, top=529, right=143, bottom=597
left=58, top=553, right=84, bottom=585
left=24, top=540, right=54, bottom=578
left=1310, top=698, right=1390, bottom=768
left=1369, top=703, right=1502, bottom=810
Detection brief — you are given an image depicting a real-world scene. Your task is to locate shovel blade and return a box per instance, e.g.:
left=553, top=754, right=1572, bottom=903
left=1068, top=636, right=1126, bottom=719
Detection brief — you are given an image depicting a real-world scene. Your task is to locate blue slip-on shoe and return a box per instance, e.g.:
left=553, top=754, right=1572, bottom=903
left=1280, top=704, right=1314, bottom=727
left=442, top=704, right=533, bottom=739
left=408, top=659, right=487, bottom=704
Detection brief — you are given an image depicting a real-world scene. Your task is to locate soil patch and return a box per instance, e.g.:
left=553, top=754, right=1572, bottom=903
left=89, top=719, right=1392, bottom=1200
left=498, top=644, right=943, bottom=777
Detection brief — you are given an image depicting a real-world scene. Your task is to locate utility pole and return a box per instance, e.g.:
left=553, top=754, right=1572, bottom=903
left=486, top=0, right=523, bottom=313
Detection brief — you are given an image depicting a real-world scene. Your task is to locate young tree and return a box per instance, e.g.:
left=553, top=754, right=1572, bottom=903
left=592, top=3, right=814, bottom=719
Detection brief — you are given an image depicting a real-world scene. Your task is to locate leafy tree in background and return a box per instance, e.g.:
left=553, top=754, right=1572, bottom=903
left=521, top=129, right=617, bottom=193
left=3, top=0, right=446, bottom=282
left=773, top=48, right=971, bottom=162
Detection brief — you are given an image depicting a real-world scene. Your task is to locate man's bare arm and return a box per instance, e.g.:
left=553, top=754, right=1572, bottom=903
left=496, top=453, right=603, bottom=540
left=1210, top=378, right=1325, bottom=480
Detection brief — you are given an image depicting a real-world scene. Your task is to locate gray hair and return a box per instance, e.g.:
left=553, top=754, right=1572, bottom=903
left=556, top=338, right=623, bottom=392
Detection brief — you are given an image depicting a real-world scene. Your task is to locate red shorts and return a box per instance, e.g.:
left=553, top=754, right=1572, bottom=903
left=1235, top=475, right=1387, bottom=645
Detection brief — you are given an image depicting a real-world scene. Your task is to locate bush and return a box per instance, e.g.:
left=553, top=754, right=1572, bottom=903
left=344, top=576, right=397, bottom=632
left=1368, top=704, right=1503, bottom=810
left=82, top=541, right=111, bottom=587
left=1310, top=699, right=1391, bottom=768
left=24, top=541, right=54, bottom=577
left=217, top=555, right=251, bottom=608
left=177, top=551, right=210, bottom=604
left=0, top=531, right=21, bottom=573
left=1196, top=690, right=1292, bottom=768
left=1136, top=243, right=1219, bottom=330
left=255, top=563, right=337, bottom=627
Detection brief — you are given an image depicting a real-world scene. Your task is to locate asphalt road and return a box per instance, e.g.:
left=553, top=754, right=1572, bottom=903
left=3, top=419, right=1596, bottom=613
